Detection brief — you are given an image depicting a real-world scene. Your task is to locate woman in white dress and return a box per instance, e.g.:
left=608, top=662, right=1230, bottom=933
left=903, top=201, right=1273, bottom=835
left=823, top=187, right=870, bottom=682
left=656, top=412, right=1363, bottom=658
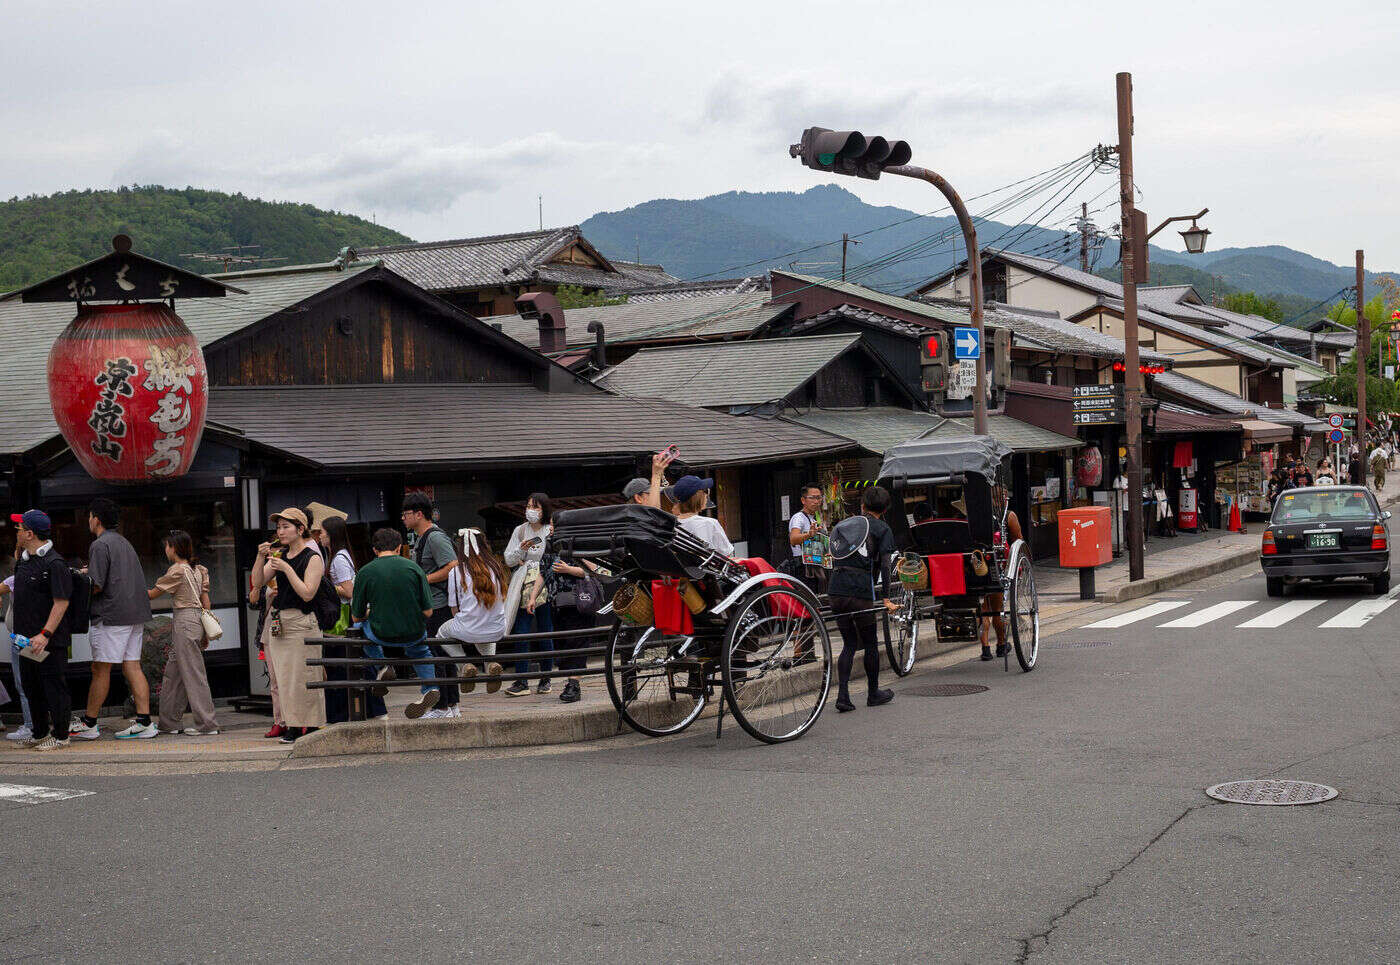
left=439, top=528, right=507, bottom=697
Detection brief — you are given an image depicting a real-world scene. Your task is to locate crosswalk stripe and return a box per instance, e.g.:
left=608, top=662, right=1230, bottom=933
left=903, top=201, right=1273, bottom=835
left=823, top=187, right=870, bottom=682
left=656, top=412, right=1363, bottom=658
left=1082, top=600, right=1190, bottom=629
left=1318, top=591, right=1400, bottom=628
left=1236, top=600, right=1326, bottom=629
left=0, top=782, right=94, bottom=806
left=1158, top=600, right=1257, bottom=628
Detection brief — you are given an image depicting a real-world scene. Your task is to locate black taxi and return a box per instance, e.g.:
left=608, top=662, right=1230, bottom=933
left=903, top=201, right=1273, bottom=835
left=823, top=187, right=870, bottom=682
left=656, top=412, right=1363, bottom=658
left=1261, top=486, right=1391, bottom=596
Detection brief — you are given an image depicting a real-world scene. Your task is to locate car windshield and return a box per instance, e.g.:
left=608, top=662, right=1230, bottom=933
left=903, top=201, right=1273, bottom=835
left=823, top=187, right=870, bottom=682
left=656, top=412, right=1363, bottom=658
left=1273, top=489, right=1374, bottom=522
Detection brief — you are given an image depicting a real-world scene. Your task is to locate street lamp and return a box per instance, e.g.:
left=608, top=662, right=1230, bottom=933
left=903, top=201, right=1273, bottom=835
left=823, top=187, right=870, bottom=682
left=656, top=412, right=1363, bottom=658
left=1179, top=219, right=1210, bottom=254
left=790, top=127, right=989, bottom=434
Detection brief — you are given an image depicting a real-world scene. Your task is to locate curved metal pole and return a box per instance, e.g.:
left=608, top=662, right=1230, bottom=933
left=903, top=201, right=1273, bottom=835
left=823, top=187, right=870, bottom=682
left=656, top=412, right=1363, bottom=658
left=1145, top=208, right=1209, bottom=242
left=885, top=164, right=988, bottom=435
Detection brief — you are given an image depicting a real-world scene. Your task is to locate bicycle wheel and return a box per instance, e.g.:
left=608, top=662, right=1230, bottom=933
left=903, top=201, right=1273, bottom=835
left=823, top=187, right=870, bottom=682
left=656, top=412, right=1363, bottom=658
left=882, top=588, right=918, bottom=676
left=604, top=623, right=706, bottom=737
left=721, top=583, right=831, bottom=744
left=1008, top=546, right=1039, bottom=672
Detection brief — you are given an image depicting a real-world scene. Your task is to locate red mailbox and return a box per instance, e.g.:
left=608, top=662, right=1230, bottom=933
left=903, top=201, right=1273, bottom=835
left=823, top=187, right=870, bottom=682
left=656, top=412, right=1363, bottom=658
left=1058, top=506, right=1112, bottom=569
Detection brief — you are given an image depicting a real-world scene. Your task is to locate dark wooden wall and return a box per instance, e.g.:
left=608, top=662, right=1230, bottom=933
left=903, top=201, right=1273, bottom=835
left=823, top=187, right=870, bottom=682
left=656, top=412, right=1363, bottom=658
left=206, top=281, right=537, bottom=387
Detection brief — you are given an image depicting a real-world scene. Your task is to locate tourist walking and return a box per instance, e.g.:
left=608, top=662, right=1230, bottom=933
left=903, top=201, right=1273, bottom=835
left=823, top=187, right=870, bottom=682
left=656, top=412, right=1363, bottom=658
left=825, top=487, right=897, bottom=714
left=2, top=545, right=35, bottom=742
left=351, top=528, right=439, bottom=719
left=503, top=494, right=555, bottom=697
left=252, top=508, right=326, bottom=743
left=72, top=497, right=155, bottom=741
left=401, top=492, right=461, bottom=714
left=9, top=509, right=74, bottom=751
left=439, top=528, right=507, bottom=700
left=150, top=530, right=218, bottom=736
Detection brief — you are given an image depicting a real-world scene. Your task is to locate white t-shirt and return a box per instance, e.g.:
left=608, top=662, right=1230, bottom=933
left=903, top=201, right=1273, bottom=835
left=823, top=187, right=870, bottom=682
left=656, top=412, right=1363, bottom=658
left=444, top=566, right=507, bottom=644
left=679, top=515, right=734, bottom=557
left=788, top=511, right=816, bottom=557
left=328, top=549, right=355, bottom=587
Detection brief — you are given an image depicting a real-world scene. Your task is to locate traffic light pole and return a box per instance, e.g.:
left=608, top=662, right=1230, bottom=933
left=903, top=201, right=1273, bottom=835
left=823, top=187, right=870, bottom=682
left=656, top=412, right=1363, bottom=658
left=885, top=164, right=988, bottom=435
left=1115, top=72, right=1146, bottom=583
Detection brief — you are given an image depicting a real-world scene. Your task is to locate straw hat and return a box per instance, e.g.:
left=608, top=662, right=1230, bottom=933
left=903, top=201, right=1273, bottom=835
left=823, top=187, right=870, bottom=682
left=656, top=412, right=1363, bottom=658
left=306, top=501, right=349, bottom=530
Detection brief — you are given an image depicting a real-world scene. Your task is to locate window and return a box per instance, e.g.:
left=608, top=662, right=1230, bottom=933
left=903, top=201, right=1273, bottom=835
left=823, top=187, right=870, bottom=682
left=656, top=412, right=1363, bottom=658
left=982, top=263, right=1008, bottom=304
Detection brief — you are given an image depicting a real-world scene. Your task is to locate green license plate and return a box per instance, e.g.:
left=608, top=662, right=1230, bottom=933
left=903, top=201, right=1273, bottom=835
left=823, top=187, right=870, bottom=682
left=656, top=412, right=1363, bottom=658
left=1308, top=533, right=1340, bottom=549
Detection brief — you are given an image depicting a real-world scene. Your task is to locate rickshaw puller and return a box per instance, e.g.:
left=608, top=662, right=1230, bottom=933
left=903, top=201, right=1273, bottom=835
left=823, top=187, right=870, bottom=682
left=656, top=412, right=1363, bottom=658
left=828, top=486, right=899, bottom=713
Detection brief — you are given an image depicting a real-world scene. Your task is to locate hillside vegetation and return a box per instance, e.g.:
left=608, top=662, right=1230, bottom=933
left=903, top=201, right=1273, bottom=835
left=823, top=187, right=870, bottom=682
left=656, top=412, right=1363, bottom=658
left=0, top=186, right=413, bottom=290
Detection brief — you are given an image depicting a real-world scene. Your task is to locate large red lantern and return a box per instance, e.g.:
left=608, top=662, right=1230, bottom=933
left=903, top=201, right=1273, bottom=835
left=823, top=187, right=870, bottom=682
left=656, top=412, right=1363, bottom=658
left=3, top=235, right=241, bottom=484
left=47, top=303, right=208, bottom=483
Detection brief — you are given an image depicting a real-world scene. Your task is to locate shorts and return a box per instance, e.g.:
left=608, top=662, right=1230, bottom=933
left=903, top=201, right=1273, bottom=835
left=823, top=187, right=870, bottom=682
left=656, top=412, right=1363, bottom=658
left=89, top=623, right=145, bottom=663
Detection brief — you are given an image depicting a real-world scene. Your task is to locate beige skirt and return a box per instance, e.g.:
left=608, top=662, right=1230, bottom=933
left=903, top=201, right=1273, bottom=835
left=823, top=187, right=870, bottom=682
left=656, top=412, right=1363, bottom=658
left=263, top=609, right=326, bottom=728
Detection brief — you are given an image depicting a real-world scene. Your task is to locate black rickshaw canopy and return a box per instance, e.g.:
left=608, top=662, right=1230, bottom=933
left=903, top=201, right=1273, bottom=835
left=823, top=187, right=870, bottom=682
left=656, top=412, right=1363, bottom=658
left=878, top=434, right=1013, bottom=484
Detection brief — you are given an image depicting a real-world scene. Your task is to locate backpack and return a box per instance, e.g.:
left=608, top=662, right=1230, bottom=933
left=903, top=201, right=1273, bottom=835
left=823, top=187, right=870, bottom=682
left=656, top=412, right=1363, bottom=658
left=66, top=567, right=92, bottom=635
left=311, top=565, right=341, bottom=632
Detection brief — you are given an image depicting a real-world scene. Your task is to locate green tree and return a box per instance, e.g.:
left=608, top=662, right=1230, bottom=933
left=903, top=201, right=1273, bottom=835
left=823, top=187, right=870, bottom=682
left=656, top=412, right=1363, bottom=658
left=1219, top=291, right=1283, bottom=322
left=555, top=284, right=628, bottom=309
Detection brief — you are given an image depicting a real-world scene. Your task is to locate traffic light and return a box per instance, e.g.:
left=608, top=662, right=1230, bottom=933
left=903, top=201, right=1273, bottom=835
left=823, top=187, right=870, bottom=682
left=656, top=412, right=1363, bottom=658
left=789, top=127, right=912, bottom=180
left=920, top=331, right=948, bottom=392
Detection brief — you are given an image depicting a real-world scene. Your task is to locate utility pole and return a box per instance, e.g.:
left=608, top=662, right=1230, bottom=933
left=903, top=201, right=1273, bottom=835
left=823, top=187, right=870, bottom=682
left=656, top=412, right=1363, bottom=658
left=1079, top=202, right=1090, bottom=272
left=538, top=195, right=543, bottom=230
left=1357, top=250, right=1368, bottom=446
left=840, top=233, right=860, bottom=281
left=1116, top=71, right=1146, bottom=583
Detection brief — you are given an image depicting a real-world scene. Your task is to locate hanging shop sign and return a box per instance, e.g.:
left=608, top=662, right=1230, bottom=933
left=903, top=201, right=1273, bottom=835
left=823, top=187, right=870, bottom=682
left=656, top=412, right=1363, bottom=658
left=2, top=235, right=243, bottom=484
left=1071, top=384, right=1125, bottom=425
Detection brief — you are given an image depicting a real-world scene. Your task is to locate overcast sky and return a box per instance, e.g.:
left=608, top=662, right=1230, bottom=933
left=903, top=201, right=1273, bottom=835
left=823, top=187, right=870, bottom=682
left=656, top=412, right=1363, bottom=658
left=4, top=0, right=1397, bottom=270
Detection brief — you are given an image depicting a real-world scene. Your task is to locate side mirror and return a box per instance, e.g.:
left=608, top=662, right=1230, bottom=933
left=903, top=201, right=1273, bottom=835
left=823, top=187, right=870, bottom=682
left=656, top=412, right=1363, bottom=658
left=1384, top=511, right=1392, bottom=520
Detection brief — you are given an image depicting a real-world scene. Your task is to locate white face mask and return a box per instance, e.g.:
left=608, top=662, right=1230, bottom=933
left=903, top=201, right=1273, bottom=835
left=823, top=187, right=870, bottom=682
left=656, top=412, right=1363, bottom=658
left=525, top=509, right=542, bottom=524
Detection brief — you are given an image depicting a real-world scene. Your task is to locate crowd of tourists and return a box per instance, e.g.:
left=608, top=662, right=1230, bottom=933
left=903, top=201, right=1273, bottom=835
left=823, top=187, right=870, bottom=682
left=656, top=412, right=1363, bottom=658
left=1267, top=440, right=1396, bottom=506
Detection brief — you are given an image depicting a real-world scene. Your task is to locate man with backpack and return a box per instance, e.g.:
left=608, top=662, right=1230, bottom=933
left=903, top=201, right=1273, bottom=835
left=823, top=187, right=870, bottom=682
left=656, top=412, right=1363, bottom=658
left=401, top=492, right=462, bottom=715
left=9, top=509, right=75, bottom=750
left=70, top=497, right=156, bottom=741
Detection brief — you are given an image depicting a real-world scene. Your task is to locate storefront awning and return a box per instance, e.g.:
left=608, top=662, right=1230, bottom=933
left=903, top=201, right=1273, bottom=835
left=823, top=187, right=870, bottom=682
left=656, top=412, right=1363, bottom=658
left=790, top=407, right=1080, bottom=454
left=1234, top=418, right=1293, bottom=444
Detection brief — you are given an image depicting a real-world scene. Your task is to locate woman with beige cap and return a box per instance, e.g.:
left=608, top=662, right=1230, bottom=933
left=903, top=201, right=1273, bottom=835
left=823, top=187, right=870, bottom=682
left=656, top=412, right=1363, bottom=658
left=251, top=507, right=327, bottom=742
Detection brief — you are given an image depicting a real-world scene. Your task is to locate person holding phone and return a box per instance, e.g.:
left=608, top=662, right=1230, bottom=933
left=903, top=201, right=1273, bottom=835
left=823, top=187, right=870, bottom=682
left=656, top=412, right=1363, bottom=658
left=503, top=493, right=555, bottom=696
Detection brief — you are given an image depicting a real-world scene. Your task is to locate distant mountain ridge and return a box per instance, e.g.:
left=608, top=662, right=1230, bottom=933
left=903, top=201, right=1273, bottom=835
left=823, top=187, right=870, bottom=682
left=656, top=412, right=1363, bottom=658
left=0, top=186, right=413, bottom=291
left=582, top=185, right=1395, bottom=317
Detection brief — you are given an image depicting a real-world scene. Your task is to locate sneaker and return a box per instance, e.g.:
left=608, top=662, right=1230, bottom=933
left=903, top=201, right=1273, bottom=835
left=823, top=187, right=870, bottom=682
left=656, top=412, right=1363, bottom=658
left=536, top=680, right=553, bottom=695
left=994, top=643, right=1010, bottom=658
left=867, top=688, right=894, bottom=707
left=559, top=680, right=581, bottom=704
left=372, top=666, right=395, bottom=698
left=835, top=695, right=855, bottom=713
left=484, top=662, right=505, bottom=695
left=162, top=727, right=183, bottom=735
left=420, top=708, right=451, bottom=720
left=264, top=724, right=285, bottom=739
left=182, top=727, right=219, bottom=736
left=279, top=727, right=302, bottom=744
left=980, top=647, right=994, bottom=662
left=69, top=721, right=101, bottom=741
left=459, top=663, right=478, bottom=695
left=447, top=705, right=461, bottom=718
left=405, top=688, right=440, bottom=719
left=504, top=680, right=531, bottom=697
left=31, top=735, right=70, bottom=751
left=5, top=724, right=34, bottom=742
left=114, top=721, right=159, bottom=740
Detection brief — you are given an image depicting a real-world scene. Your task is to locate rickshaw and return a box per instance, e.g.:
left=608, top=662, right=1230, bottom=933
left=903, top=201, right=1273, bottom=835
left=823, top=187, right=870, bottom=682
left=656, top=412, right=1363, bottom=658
left=877, top=434, right=1041, bottom=672
left=549, top=504, right=832, bottom=744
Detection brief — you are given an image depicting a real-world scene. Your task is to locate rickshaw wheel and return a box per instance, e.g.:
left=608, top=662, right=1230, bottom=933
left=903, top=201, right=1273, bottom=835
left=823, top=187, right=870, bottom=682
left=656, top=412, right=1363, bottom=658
left=1008, top=546, right=1039, bottom=672
left=883, top=588, right=919, bottom=676
left=721, top=583, right=832, bottom=744
left=604, top=623, right=706, bottom=737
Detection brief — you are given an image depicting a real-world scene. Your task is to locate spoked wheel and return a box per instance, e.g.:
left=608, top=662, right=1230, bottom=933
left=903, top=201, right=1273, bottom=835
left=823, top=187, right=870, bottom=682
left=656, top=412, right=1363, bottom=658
left=604, top=623, right=706, bottom=737
left=882, top=588, right=919, bottom=676
left=1007, top=546, right=1039, bottom=672
left=721, top=583, right=832, bottom=744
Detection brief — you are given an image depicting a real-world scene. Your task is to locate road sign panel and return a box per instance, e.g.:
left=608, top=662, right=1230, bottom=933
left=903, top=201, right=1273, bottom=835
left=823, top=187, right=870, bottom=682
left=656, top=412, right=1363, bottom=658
left=953, top=327, right=980, bottom=360
left=1328, top=428, right=1345, bottom=444
left=1327, top=413, right=1344, bottom=429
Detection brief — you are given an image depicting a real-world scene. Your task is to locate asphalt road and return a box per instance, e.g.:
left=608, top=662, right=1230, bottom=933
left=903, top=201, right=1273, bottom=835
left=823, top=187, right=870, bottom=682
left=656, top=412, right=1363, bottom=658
left=2, top=552, right=1398, bottom=964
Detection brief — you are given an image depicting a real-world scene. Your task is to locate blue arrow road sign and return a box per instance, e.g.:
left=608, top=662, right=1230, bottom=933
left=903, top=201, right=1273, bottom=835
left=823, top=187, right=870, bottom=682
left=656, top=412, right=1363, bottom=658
left=1328, top=428, right=1345, bottom=444
left=953, top=327, right=981, bottom=360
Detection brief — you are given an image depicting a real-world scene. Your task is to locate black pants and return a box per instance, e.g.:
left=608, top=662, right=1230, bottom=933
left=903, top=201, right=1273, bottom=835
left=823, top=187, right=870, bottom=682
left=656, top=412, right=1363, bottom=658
left=553, top=604, right=593, bottom=675
left=830, top=595, right=880, bottom=699
left=19, top=654, right=70, bottom=741
left=426, top=607, right=460, bottom=706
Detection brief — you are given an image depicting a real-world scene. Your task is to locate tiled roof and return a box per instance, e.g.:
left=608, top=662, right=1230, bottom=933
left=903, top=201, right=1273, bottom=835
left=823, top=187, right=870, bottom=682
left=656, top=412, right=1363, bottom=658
left=1091, top=298, right=1298, bottom=368
left=608, top=261, right=680, bottom=288
left=0, top=262, right=374, bottom=455
left=356, top=226, right=660, bottom=294
left=494, top=292, right=790, bottom=351
left=975, top=250, right=1126, bottom=300
left=1152, top=371, right=1326, bottom=430
left=987, top=303, right=1170, bottom=364
left=792, top=408, right=1079, bottom=454
left=614, top=276, right=769, bottom=303
left=208, top=383, right=856, bottom=469
left=774, top=271, right=1007, bottom=329
left=1135, top=286, right=1229, bottom=327
left=597, top=334, right=863, bottom=408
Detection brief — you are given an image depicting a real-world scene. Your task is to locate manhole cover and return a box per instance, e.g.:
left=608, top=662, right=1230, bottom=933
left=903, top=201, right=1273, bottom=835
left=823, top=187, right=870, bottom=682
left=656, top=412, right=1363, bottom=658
left=1048, top=640, right=1112, bottom=650
left=1205, top=780, right=1338, bottom=806
left=903, top=683, right=989, bottom=697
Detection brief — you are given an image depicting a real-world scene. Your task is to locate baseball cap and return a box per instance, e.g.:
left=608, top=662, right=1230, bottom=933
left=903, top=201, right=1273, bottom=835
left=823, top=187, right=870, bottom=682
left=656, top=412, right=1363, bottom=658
left=622, top=478, right=651, bottom=500
left=664, top=475, right=714, bottom=504
left=10, top=509, right=51, bottom=535
left=269, top=507, right=310, bottom=530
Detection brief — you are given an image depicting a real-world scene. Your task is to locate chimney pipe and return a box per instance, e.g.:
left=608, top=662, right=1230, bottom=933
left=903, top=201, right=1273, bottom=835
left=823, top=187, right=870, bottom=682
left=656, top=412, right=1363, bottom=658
left=587, top=320, right=606, bottom=371
left=515, top=291, right=566, bottom=354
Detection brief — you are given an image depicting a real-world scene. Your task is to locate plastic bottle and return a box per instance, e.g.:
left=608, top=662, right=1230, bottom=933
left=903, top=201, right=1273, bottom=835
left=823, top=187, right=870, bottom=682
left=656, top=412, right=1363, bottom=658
left=10, top=632, right=29, bottom=653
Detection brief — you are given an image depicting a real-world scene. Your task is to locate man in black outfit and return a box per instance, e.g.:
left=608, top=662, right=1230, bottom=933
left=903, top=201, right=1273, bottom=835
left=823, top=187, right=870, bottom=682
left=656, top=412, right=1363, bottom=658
left=827, top=486, right=899, bottom=713
left=9, top=509, right=74, bottom=751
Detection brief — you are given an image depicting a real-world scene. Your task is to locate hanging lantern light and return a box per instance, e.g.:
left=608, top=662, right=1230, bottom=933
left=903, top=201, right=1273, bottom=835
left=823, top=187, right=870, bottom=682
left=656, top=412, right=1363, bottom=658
left=1179, top=219, right=1211, bottom=254
left=2, top=235, right=242, bottom=484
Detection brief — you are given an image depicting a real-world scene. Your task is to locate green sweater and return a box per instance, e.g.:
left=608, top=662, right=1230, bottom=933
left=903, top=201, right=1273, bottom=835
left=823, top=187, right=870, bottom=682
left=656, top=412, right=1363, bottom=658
left=351, top=554, right=432, bottom=644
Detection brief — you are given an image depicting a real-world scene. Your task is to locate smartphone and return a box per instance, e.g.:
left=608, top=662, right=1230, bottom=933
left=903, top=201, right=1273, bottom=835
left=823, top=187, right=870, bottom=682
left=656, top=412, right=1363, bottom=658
left=661, top=444, right=680, bottom=462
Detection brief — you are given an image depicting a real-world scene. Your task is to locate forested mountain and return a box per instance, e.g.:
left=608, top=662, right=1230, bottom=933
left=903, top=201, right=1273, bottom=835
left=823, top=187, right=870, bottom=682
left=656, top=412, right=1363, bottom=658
left=0, top=186, right=413, bottom=290
left=582, top=184, right=1396, bottom=320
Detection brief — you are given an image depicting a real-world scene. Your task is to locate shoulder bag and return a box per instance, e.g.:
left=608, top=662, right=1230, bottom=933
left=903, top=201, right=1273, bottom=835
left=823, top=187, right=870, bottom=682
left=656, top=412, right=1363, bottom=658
left=185, top=565, right=223, bottom=642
